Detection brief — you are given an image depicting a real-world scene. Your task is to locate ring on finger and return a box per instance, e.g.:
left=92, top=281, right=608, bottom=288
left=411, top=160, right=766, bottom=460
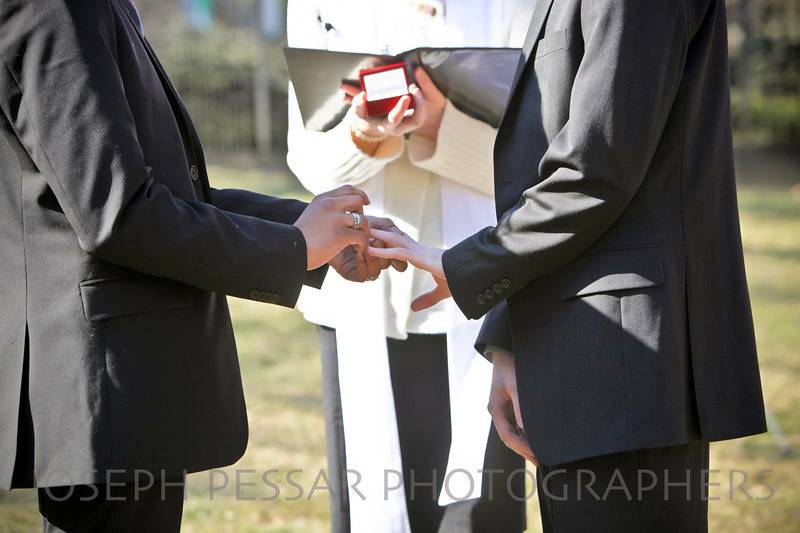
left=349, top=211, right=362, bottom=230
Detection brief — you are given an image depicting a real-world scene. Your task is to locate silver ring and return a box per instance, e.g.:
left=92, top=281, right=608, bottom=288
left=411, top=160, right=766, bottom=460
left=350, top=212, right=362, bottom=230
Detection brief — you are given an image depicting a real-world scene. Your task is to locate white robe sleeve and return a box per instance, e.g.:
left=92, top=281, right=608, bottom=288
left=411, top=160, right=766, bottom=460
left=286, top=0, right=403, bottom=195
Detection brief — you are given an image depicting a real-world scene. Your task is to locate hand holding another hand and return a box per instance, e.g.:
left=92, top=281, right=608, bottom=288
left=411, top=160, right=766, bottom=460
left=329, top=216, right=408, bottom=283
left=293, top=185, right=370, bottom=271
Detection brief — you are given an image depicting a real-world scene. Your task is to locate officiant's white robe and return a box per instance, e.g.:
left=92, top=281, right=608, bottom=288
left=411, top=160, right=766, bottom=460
left=287, top=1, right=532, bottom=531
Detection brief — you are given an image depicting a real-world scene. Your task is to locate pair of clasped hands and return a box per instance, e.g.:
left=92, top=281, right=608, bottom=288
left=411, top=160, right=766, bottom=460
left=294, top=66, right=450, bottom=288
left=292, top=67, right=537, bottom=464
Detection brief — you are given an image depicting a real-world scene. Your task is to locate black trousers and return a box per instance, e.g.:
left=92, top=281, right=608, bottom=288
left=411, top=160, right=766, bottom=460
left=36, top=474, right=186, bottom=533
left=318, top=327, right=526, bottom=533
left=536, top=440, right=710, bottom=533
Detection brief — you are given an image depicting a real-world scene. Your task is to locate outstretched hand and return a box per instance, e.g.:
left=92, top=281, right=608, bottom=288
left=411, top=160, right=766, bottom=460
left=367, top=228, right=452, bottom=310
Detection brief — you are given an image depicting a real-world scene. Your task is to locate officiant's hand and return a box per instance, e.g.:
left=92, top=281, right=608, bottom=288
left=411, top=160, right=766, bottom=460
left=341, top=67, right=446, bottom=142
left=488, top=352, right=537, bottom=464
left=367, top=228, right=452, bottom=310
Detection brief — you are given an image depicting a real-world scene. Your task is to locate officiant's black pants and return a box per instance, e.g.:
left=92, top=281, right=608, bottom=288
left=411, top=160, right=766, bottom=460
left=318, top=327, right=526, bottom=533
left=536, top=440, right=710, bottom=533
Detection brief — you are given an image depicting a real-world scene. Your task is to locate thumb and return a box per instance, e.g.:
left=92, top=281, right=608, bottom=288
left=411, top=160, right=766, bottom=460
left=353, top=91, right=368, bottom=118
left=414, top=67, right=443, bottom=100
left=411, top=284, right=449, bottom=312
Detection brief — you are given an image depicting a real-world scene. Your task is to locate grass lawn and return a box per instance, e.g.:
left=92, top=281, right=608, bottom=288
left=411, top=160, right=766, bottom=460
left=1, top=150, right=798, bottom=532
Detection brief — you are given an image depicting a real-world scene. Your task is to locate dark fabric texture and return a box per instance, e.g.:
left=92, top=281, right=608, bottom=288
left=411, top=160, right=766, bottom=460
left=474, top=300, right=514, bottom=358
left=318, top=326, right=351, bottom=533
left=38, top=474, right=186, bottom=533
left=318, top=328, right=526, bottom=533
left=442, top=0, right=766, bottom=467
left=0, top=0, right=325, bottom=489
left=536, top=441, right=709, bottom=533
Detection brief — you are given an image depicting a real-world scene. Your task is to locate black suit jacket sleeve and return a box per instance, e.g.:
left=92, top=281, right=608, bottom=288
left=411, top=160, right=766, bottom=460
left=209, top=188, right=327, bottom=288
left=210, top=188, right=307, bottom=225
left=474, top=300, right=513, bottom=360
left=0, top=0, right=311, bottom=307
left=443, top=0, right=689, bottom=319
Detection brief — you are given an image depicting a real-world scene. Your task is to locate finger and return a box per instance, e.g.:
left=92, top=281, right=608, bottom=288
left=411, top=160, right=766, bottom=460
left=367, top=221, right=410, bottom=271
left=407, top=84, right=426, bottom=120
left=367, top=246, right=414, bottom=264
left=326, top=194, right=370, bottom=214
left=323, top=185, right=370, bottom=204
left=343, top=227, right=370, bottom=251
left=337, top=212, right=371, bottom=236
left=511, top=391, right=525, bottom=433
left=492, top=408, right=536, bottom=461
left=411, top=284, right=449, bottom=311
left=367, top=216, right=399, bottom=232
left=365, top=253, right=383, bottom=279
left=369, top=228, right=411, bottom=248
left=340, top=83, right=360, bottom=97
left=391, top=259, right=409, bottom=272
left=369, top=239, right=393, bottom=270
left=414, top=67, right=442, bottom=100
left=353, top=91, right=369, bottom=118
left=489, top=407, right=537, bottom=462
left=387, top=95, right=411, bottom=125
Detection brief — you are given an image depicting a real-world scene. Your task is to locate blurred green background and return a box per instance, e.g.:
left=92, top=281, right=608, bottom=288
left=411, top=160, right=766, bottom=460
left=1, top=1, right=799, bottom=531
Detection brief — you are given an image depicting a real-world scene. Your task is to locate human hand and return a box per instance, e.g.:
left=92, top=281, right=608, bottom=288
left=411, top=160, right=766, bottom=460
left=367, top=228, right=451, bottom=310
left=328, top=216, right=409, bottom=282
left=488, top=352, right=537, bottom=464
left=367, top=216, right=409, bottom=273
left=329, top=244, right=378, bottom=282
left=342, top=66, right=445, bottom=142
left=293, top=185, right=370, bottom=271
left=409, top=67, right=446, bottom=140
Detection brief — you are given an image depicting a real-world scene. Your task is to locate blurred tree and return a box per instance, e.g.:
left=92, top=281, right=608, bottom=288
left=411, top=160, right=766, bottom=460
left=727, top=0, right=800, bottom=144
left=135, top=0, right=798, bottom=160
left=137, top=0, right=290, bottom=160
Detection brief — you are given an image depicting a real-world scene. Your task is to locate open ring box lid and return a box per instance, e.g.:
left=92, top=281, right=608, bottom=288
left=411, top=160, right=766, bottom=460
left=359, top=62, right=415, bottom=117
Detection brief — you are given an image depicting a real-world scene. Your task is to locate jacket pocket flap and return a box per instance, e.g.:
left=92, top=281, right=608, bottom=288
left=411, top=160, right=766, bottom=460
left=535, top=29, right=568, bottom=60
left=560, top=245, right=664, bottom=299
left=79, top=275, right=195, bottom=321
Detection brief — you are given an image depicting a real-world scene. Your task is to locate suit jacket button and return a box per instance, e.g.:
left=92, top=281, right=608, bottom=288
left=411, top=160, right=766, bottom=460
left=476, top=294, right=487, bottom=305
left=500, top=278, right=512, bottom=288
left=189, top=165, right=199, bottom=181
left=483, top=289, right=495, bottom=300
left=492, top=283, right=502, bottom=294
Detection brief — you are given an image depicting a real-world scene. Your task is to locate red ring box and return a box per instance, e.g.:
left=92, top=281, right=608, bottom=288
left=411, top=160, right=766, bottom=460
left=359, top=62, right=414, bottom=117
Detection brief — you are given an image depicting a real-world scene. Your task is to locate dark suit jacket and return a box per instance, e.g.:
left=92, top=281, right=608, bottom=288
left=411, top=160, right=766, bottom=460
left=447, top=0, right=767, bottom=466
left=0, top=0, right=324, bottom=489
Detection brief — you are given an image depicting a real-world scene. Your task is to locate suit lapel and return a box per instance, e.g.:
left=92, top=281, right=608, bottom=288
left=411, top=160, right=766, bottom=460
left=507, top=0, right=555, bottom=102
left=114, top=1, right=204, bottom=159
left=114, top=0, right=211, bottom=198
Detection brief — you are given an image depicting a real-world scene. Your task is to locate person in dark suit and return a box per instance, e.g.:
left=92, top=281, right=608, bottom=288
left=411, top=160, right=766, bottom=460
left=369, top=0, right=768, bottom=531
left=0, top=1, right=401, bottom=531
